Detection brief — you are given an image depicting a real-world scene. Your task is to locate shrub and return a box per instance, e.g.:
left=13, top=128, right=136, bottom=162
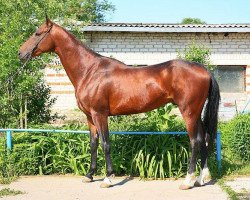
left=220, top=114, right=250, bottom=162
left=109, top=104, right=185, bottom=132
left=177, top=42, right=214, bottom=71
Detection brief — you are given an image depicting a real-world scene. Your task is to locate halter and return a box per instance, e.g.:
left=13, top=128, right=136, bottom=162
left=30, top=24, right=53, bottom=55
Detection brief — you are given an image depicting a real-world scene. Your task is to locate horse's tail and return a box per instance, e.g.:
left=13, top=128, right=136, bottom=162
left=203, top=73, right=220, bottom=150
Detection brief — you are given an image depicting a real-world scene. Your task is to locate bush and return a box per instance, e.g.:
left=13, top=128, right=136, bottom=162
left=27, top=81, right=59, bottom=124
left=109, top=104, right=185, bottom=132
left=177, top=42, right=214, bottom=71
left=220, top=114, right=250, bottom=162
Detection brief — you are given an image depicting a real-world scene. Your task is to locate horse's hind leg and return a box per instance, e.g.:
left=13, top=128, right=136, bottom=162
left=195, top=124, right=211, bottom=186
left=179, top=107, right=203, bottom=190
left=83, top=117, right=99, bottom=183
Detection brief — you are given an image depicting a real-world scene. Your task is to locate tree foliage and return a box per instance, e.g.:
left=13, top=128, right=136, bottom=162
left=0, top=0, right=115, bottom=127
left=181, top=17, right=206, bottom=24
left=177, top=42, right=213, bottom=70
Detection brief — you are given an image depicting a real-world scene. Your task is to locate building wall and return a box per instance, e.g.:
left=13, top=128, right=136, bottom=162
left=46, top=31, right=250, bottom=119
left=84, top=32, right=250, bottom=66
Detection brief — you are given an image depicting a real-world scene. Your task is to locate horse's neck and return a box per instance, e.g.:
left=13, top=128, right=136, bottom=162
left=53, top=26, right=98, bottom=88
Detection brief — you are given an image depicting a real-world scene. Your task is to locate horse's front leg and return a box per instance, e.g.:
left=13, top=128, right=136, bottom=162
left=92, top=112, right=114, bottom=188
left=83, top=117, right=99, bottom=183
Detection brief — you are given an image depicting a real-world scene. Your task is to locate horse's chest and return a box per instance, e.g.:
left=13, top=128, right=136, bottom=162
left=75, top=93, right=91, bottom=115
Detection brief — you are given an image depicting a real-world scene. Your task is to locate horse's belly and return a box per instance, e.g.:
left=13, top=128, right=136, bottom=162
left=109, top=92, right=172, bottom=116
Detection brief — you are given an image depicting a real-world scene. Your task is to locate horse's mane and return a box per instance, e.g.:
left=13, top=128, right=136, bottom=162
left=55, top=23, right=101, bottom=57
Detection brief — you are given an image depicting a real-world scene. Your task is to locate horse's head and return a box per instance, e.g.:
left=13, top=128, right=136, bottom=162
left=19, top=16, right=55, bottom=62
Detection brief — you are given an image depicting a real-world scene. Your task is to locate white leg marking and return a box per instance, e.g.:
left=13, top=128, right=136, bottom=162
left=103, top=177, right=112, bottom=185
left=183, top=173, right=196, bottom=186
left=196, top=167, right=210, bottom=186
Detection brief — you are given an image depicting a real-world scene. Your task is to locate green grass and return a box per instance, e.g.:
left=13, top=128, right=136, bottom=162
left=218, top=178, right=250, bottom=200
left=0, top=177, right=18, bottom=185
left=228, top=162, right=250, bottom=176
left=218, top=179, right=239, bottom=200
left=0, top=188, right=24, bottom=198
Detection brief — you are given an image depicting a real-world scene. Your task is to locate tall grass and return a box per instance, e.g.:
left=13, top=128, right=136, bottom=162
left=217, top=113, right=250, bottom=176
left=0, top=131, right=191, bottom=179
left=220, top=114, right=250, bottom=162
left=0, top=105, right=205, bottom=180
left=130, top=135, right=190, bottom=179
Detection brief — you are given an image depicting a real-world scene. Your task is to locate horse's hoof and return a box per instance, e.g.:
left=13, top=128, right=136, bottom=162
left=100, top=182, right=112, bottom=188
left=109, top=174, right=115, bottom=178
left=194, top=180, right=203, bottom=187
left=194, top=176, right=210, bottom=187
left=100, top=177, right=112, bottom=188
left=179, top=184, right=193, bottom=190
left=82, top=176, right=93, bottom=183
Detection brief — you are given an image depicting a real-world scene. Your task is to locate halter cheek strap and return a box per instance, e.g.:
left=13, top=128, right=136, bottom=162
left=31, top=25, right=53, bottom=55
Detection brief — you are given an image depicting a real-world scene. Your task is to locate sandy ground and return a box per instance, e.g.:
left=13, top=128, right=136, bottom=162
left=0, top=175, right=228, bottom=200
left=225, top=177, right=250, bottom=192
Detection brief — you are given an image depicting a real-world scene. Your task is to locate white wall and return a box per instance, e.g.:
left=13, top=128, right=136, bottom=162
left=84, top=32, right=250, bottom=66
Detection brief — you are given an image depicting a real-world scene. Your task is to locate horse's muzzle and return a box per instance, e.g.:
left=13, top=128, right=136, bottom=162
left=18, top=51, right=31, bottom=62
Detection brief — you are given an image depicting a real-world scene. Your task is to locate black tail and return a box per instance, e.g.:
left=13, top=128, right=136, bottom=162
left=203, top=73, right=220, bottom=149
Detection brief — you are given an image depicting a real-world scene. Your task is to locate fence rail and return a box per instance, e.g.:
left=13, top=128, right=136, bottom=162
left=0, top=128, right=222, bottom=171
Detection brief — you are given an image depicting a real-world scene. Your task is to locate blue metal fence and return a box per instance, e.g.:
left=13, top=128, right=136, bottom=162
left=0, top=128, right=222, bottom=171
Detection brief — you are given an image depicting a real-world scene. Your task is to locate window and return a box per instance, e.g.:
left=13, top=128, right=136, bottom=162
left=213, top=66, right=246, bottom=93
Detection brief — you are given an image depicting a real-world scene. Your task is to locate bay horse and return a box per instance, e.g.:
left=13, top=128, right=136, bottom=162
left=19, top=17, right=220, bottom=189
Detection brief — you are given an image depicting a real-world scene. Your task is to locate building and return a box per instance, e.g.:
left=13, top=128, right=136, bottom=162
left=45, top=23, right=250, bottom=119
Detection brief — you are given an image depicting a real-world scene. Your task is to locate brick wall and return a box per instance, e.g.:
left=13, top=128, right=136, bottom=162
left=46, top=31, right=250, bottom=119
left=44, top=67, right=76, bottom=109
left=84, top=32, right=250, bottom=65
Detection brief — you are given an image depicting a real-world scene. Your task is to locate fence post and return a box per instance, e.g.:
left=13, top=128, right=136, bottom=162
left=216, top=131, right=222, bottom=173
left=6, top=130, right=13, bottom=150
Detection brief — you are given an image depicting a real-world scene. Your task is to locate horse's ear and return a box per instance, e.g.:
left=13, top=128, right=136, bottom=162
left=46, top=14, right=53, bottom=27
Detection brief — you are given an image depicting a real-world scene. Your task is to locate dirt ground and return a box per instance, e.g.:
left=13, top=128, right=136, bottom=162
left=225, top=177, right=250, bottom=199
left=0, top=175, right=228, bottom=200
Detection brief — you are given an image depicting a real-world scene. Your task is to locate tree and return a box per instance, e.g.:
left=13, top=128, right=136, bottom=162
left=64, top=0, right=115, bottom=23
left=177, top=42, right=214, bottom=70
left=0, top=0, right=115, bottom=128
left=181, top=18, right=206, bottom=24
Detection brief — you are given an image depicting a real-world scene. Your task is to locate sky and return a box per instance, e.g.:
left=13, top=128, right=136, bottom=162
left=108, top=0, right=250, bottom=24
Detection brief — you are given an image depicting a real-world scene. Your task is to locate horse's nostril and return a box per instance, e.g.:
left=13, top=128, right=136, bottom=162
left=18, top=52, right=23, bottom=59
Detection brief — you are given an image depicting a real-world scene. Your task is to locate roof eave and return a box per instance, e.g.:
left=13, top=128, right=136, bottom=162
left=81, top=26, right=250, bottom=33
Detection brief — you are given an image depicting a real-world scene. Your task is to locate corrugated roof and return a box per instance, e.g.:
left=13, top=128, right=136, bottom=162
left=82, top=23, right=250, bottom=33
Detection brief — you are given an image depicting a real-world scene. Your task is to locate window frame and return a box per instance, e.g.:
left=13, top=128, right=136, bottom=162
left=213, top=65, right=246, bottom=93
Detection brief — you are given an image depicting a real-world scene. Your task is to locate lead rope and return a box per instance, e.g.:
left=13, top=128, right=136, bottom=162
left=1, top=54, right=32, bottom=92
